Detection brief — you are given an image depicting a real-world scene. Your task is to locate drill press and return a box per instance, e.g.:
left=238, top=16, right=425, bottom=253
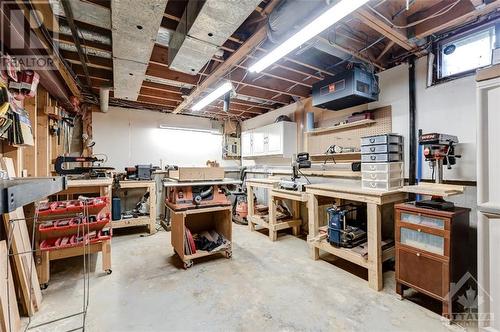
left=416, top=133, right=461, bottom=210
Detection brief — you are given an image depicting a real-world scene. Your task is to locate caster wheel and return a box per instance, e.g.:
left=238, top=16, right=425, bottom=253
left=225, top=251, right=232, bottom=259
left=40, top=283, right=48, bottom=290
left=105, top=269, right=112, bottom=275
left=183, top=260, right=193, bottom=269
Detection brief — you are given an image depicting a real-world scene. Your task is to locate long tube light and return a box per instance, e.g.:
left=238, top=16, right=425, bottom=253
left=192, top=82, right=233, bottom=111
left=158, top=125, right=220, bottom=134
left=249, top=0, right=369, bottom=73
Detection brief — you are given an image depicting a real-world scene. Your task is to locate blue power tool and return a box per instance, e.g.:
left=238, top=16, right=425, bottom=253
left=327, top=205, right=367, bottom=248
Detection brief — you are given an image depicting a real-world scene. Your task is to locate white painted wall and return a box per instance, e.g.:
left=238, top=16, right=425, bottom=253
left=369, top=56, right=477, bottom=181
left=93, top=107, right=236, bottom=170
left=242, top=56, right=478, bottom=181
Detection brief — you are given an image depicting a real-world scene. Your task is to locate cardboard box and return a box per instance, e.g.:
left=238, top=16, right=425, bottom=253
left=169, top=167, right=225, bottom=181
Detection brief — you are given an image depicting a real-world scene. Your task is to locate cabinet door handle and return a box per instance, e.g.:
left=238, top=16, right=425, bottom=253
left=416, top=252, right=421, bottom=257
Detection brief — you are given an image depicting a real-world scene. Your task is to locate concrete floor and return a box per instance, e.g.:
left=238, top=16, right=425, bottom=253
left=22, top=225, right=465, bottom=332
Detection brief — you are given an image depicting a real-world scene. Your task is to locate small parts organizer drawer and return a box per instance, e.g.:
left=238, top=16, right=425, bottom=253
left=361, top=162, right=403, bottom=173
left=397, top=246, right=448, bottom=298
left=361, top=134, right=403, bottom=146
left=362, top=178, right=404, bottom=191
left=361, top=144, right=403, bottom=154
left=362, top=153, right=403, bottom=163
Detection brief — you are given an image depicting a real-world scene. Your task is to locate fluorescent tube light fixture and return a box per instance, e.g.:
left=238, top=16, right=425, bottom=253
left=158, top=125, right=220, bottom=134
left=249, top=0, right=369, bottom=73
left=192, top=82, right=233, bottom=111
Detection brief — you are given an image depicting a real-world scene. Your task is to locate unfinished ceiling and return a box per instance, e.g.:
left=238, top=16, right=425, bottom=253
left=40, top=0, right=500, bottom=119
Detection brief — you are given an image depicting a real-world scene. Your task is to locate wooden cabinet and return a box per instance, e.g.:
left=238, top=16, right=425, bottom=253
left=395, top=203, right=470, bottom=320
left=241, top=121, right=297, bottom=158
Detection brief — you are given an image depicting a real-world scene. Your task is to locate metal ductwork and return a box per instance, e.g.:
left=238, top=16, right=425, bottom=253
left=111, top=0, right=169, bottom=100
left=168, top=0, right=262, bottom=75
left=100, top=87, right=111, bottom=113
left=267, top=0, right=327, bottom=43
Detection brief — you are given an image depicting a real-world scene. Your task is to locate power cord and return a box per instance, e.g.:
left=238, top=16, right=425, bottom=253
left=298, top=169, right=311, bottom=184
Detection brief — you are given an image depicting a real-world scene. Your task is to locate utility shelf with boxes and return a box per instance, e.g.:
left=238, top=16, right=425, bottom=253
left=361, top=133, right=404, bottom=191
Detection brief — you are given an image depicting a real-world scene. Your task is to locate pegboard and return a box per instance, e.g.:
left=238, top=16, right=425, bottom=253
left=305, top=106, right=392, bottom=155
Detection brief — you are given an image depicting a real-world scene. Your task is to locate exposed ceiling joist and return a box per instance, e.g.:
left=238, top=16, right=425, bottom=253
left=171, top=0, right=282, bottom=114
left=13, top=0, right=81, bottom=99
left=356, top=8, right=415, bottom=51
left=412, top=0, right=500, bottom=39
left=376, top=40, right=394, bottom=62
left=60, top=0, right=92, bottom=88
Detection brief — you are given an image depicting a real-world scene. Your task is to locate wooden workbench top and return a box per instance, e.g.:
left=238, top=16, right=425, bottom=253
left=305, top=183, right=403, bottom=197
left=246, top=178, right=280, bottom=185
left=67, top=178, right=113, bottom=187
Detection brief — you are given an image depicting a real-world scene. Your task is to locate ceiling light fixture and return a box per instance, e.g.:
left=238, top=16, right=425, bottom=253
left=249, top=0, right=369, bottom=73
left=192, top=82, right=233, bottom=111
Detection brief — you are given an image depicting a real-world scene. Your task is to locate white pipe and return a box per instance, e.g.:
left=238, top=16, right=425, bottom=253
left=100, top=87, right=110, bottom=113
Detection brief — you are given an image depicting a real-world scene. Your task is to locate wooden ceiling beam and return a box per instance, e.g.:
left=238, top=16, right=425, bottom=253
left=60, top=50, right=113, bottom=69
left=171, top=13, right=272, bottom=114
left=412, top=0, right=500, bottom=39
left=376, top=40, right=395, bottom=62
left=13, top=1, right=81, bottom=98
left=150, top=44, right=314, bottom=89
left=162, top=11, right=334, bottom=79
left=146, top=61, right=297, bottom=103
left=356, top=8, right=415, bottom=51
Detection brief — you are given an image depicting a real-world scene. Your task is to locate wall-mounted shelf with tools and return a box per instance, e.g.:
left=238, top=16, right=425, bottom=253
left=309, top=152, right=361, bottom=163
left=305, top=119, right=376, bottom=135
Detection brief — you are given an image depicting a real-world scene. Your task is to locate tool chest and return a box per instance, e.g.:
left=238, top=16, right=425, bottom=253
left=360, top=133, right=404, bottom=191
left=395, top=203, right=470, bottom=320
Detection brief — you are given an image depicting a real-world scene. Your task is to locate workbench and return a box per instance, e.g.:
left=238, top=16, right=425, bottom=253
left=267, top=189, right=308, bottom=241
left=306, top=183, right=407, bottom=291
left=246, top=178, right=277, bottom=233
left=112, top=180, right=157, bottom=234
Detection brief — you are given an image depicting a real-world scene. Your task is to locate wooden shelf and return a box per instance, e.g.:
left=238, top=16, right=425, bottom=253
left=310, top=152, right=361, bottom=163
left=112, top=216, right=152, bottom=229
left=305, top=119, right=376, bottom=135
left=400, top=183, right=464, bottom=197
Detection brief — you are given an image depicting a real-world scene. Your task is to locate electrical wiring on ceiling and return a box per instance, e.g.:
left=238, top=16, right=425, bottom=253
left=367, top=0, right=462, bottom=30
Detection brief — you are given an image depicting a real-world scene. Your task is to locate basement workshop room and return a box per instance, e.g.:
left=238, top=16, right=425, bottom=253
left=0, top=0, right=500, bottom=331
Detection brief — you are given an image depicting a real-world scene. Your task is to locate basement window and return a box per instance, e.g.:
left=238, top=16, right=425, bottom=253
left=436, top=24, right=496, bottom=80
